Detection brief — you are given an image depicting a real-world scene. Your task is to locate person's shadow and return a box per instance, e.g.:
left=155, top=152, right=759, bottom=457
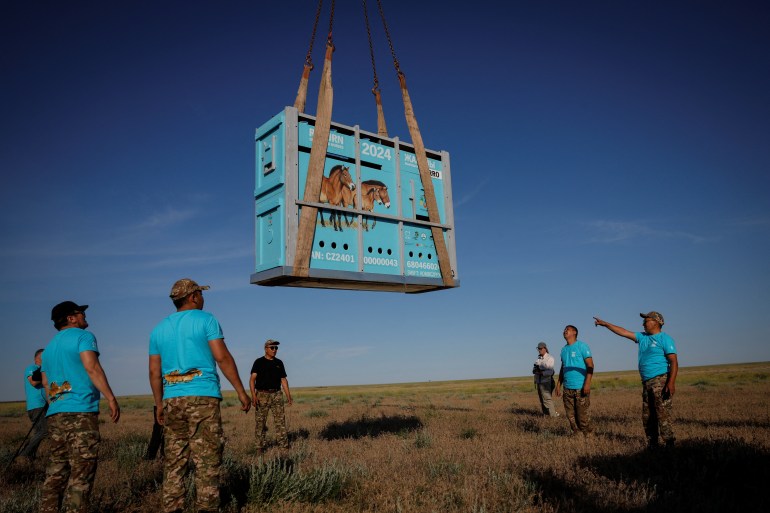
left=319, top=413, right=422, bottom=440
left=526, top=438, right=770, bottom=512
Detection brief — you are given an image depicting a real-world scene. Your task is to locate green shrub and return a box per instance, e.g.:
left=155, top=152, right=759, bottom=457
left=460, top=428, right=478, bottom=440
left=0, top=487, right=40, bottom=513
left=100, top=432, right=148, bottom=466
left=427, top=460, right=462, bottom=479
left=414, top=429, right=432, bottom=448
left=247, top=458, right=350, bottom=504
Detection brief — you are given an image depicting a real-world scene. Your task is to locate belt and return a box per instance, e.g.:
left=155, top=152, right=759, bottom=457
left=257, top=389, right=280, bottom=393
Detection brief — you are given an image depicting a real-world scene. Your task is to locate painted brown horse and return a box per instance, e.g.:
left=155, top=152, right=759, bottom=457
left=319, top=165, right=355, bottom=231
left=340, top=180, right=390, bottom=231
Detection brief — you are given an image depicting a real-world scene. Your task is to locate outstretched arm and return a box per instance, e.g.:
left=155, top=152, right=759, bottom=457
left=594, top=317, right=636, bottom=341
left=209, top=339, right=251, bottom=413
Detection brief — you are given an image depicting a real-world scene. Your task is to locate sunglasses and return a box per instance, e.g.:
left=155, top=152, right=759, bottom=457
left=267, top=346, right=278, bottom=350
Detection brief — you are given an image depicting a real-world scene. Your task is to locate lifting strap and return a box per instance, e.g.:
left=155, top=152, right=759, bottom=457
left=398, top=72, right=455, bottom=287
left=363, top=0, right=388, bottom=136
left=293, top=40, right=335, bottom=277
left=294, top=0, right=325, bottom=113
left=376, top=0, right=454, bottom=286
left=293, top=64, right=312, bottom=113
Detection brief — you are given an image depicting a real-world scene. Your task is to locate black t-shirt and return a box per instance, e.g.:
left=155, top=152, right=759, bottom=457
left=250, top=356, right=287, bottom=390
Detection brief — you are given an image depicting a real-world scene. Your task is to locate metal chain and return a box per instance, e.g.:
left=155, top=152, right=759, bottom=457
left=327, top=0, right=336, bottom=46
left=304, top=0, right=324, bottom=68
left=362, top=0, right=380, bottom=92
left=376, top=0, right=401, bottom=76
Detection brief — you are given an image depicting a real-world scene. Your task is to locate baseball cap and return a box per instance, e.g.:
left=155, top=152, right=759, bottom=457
left=51, top=301, right=88, bottom=322
left=169, top=279, right=210, bottom=301
left=264, top=339, right=280, bottom=347
left=537, top=342, right=547, bottom=349
left=640, top=311, right=664, bottom=326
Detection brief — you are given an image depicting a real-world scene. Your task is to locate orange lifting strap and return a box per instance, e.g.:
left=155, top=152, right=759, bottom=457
left=292, top=0, right=454, bottom=287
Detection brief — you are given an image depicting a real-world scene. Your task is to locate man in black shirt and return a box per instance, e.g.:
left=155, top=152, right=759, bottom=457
left=249, top=339, right=293, bottom=453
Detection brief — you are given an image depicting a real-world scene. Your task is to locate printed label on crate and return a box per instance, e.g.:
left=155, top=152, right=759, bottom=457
left=405, top=261, right=440, bottom=278
left=363, top=256, right=399, bottom=267
left=361, top=140, right=393, bottom=162
left=403, top=226, right=441, bottom=278
left=402, top=153, right=442, bottom=179
left=311, top=250, right=356, bottom=264
left=299, top=123, right=354, bottom=157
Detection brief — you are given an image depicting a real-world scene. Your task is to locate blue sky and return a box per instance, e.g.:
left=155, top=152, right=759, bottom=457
left=2, top=1, right=769, bottom=402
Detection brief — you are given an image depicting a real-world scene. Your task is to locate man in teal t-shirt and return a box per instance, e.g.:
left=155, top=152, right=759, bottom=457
left=40, top=301, right=120, bottom=513
left=594, top=311, right=679, bottom=449
left=149, top=278, right=251, bottom=513
left=20, top=348, right=48, bottom=460
left=555, top=325, right=594, bottom=436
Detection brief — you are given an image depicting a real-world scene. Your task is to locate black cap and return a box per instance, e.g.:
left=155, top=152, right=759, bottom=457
left=51, top=301, right=88, bottom=322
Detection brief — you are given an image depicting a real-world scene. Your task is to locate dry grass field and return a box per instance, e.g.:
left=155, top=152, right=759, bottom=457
left=1, top=362, right=769, bottom=513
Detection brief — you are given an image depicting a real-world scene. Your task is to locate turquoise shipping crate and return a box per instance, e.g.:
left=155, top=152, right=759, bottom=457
left=252, top=107, right=459, bottom=293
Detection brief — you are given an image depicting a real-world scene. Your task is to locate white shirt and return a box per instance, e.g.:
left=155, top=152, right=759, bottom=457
left=533, top=353, right=555, bottom=384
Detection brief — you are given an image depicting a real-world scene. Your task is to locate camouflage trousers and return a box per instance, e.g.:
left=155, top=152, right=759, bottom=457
left=162, top=396, right=224, bottom=513
left=40, top=412, right=100, bottom=513
left=642, top=374, right=675, bottom=446
left=254, top=390, right=288, bottom=450
left=562, top=388, right=592, bottom=435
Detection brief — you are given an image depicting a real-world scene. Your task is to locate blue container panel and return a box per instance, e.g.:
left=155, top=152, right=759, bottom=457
left=362, top=219, right=400, bottom=275
left=399, top=151, right=446, bottom=223
left=360, top=137, right=396, bottom=209
left=298, top=121, right=356, bottom=160
left=403, top=224, right=442, bottom=279
left=360, top=138, right=396, bottom=168
left=309, top=230, right=358, bottom=272
left=298, top=151, right=359, bottom=272
left=255, top=192, right=285, bottom=273
left=255, top=112, right=286, bottom=197
left=253, top=109, right=456, bottom=291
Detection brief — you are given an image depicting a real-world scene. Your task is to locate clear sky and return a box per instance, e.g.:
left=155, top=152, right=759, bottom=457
left=2, top=1, right=769, bottom=402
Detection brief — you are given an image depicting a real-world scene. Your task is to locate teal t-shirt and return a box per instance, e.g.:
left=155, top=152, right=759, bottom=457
left=24, top=364, right=47, bottom=411
left=41, top=328, right=101, bottom=415
left=635, top=331, right=677, bottom=381
left=149, top=309, right=224, bottom=399
left=560, top=340, right=593, bottom=390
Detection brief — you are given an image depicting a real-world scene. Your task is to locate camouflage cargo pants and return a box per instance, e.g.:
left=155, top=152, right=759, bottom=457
left=562, top=388, right=592, bottom=435
left=642, top=374, right=675, bottom=446
left=254, top=390, right=288, bottom=450
left=163, top=396, right=224, bottom=513
left=40, top=412, right=100, bottom=513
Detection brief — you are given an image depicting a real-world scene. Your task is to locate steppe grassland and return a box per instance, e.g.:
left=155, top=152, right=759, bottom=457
left=0, top=362, right=768, bottom=512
